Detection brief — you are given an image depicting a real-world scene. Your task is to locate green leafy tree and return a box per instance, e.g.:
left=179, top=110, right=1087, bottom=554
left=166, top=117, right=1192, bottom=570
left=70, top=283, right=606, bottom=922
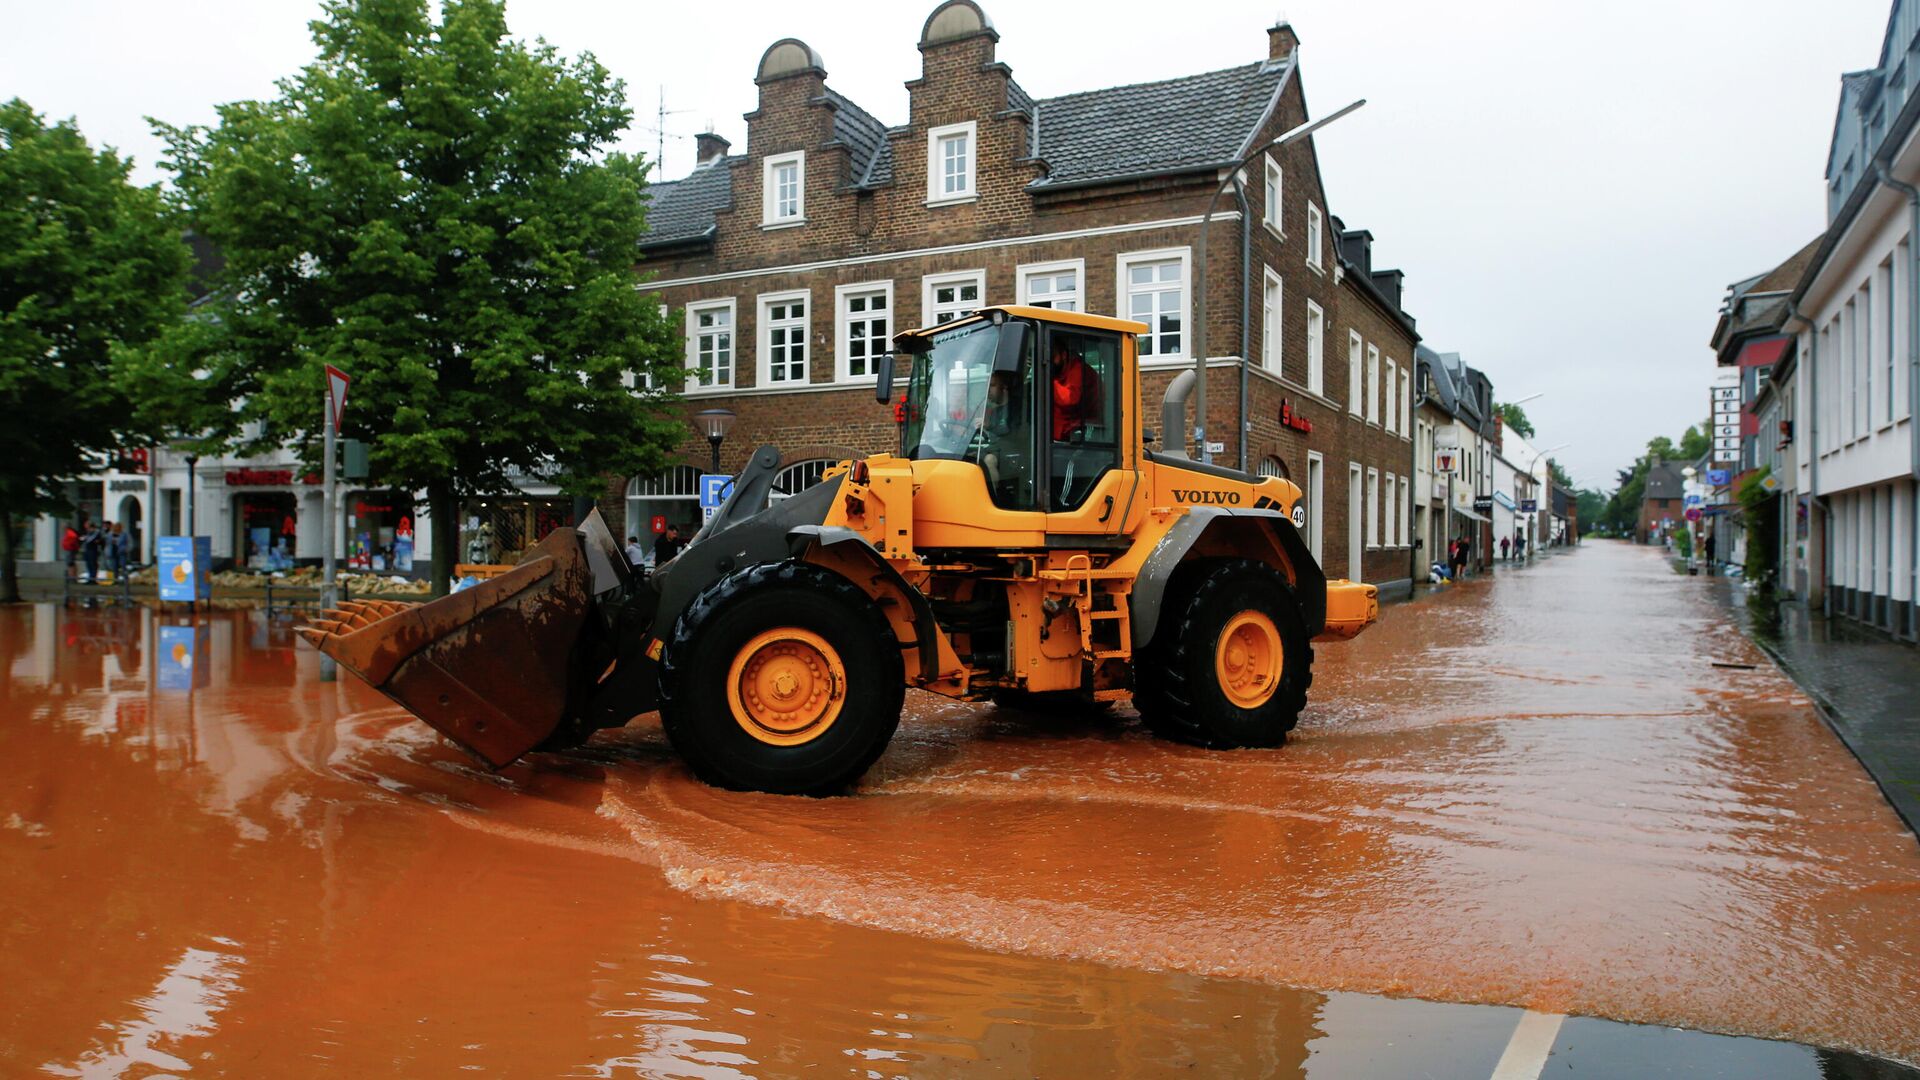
left=0, top=100, right=191, bottom=601
left=1494, top=402, right=1535, bottom=439
left=1575, top=488, right=1607, bottom=533
left=137, top=0, right=684, bottom=593
left=1677, top=424, right=1710, bottom=462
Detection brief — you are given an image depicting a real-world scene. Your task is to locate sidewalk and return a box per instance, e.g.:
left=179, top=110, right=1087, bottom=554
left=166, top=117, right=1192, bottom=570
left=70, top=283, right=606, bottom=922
left=1716, top=581, right=1920, bottom=839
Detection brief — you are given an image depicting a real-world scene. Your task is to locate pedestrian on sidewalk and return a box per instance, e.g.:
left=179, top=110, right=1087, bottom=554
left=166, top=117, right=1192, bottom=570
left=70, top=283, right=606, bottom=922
left=1500, top=535, right=1511, bottom=561
left=79, top=522, right=104, bottom=584
left=108, top=523, right=128, bottom=581
left=1449, top=537, right=1469, bottom=580
left=61, top=522, right=81, bottom=580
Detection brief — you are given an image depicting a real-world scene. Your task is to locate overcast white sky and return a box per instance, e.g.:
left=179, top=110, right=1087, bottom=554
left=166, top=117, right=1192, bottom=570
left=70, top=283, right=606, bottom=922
left=5, top=0, right=1891, bottom=486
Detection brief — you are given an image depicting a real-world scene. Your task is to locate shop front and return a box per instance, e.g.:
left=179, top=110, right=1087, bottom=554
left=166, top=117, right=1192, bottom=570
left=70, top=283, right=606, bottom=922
left=233, top=491, right=299, bottom=570
left=460, top=495, right=571, bottom=564
left=345, top=491, right=418, bottom=573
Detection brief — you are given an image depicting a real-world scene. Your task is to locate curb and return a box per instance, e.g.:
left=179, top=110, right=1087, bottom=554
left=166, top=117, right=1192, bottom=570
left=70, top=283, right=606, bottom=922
left=1739, top=618, right=1920, bottom=843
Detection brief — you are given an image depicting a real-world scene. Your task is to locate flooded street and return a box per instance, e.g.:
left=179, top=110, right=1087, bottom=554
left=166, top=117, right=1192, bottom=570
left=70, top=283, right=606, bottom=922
left=4, top=541, right=1919, bottom=1076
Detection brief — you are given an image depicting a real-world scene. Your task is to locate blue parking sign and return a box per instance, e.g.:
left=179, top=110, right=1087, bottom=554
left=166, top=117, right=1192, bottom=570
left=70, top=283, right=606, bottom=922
left=699, top=474, right=734, bottom=522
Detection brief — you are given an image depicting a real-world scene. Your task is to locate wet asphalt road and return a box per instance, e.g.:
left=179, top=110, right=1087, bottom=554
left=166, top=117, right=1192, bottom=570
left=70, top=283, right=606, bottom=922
left=2, top=540, right=1917, bottom=1077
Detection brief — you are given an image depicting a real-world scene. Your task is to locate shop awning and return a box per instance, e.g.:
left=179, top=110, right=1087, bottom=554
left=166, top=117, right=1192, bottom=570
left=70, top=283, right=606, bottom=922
left=1733, top=335, right=1790, bottom=368
left=1451, top=506, right=1490, bottom=524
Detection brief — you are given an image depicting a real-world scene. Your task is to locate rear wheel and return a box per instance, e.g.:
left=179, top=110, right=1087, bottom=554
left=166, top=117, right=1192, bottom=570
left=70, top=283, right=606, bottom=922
left=660, top=562, right=904, bottom=794
left=1135, top=559, right=1311, bottom=748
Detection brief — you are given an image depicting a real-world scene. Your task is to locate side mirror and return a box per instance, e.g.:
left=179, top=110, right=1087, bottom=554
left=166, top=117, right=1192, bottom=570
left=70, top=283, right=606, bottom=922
left=875, top=353, right=896, bottom=404
left=1142, top=428, right=1156, bottom=444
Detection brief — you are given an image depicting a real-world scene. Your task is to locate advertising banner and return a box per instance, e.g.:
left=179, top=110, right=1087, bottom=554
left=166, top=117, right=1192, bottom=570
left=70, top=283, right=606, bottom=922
left=156, top=536, right=212, bottom=603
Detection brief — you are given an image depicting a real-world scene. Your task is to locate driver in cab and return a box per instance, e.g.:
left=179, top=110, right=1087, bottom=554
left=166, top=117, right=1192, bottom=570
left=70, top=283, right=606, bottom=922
left=1050, top=338, right=1100, bottom=442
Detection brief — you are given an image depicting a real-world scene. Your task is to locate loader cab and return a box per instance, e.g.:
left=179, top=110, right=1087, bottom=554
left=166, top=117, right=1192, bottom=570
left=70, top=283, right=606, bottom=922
left=896, top=308, right=1131, bottom=520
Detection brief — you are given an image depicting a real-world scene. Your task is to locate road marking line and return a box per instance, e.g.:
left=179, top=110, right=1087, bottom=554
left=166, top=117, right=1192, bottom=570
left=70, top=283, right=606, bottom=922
left=1490, top=1010, right=1565, bottom=1080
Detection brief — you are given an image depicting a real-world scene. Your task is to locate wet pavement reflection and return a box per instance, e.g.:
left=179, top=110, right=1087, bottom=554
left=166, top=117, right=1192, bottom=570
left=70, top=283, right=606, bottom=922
left=3, top=541, right=1918, bottom=1076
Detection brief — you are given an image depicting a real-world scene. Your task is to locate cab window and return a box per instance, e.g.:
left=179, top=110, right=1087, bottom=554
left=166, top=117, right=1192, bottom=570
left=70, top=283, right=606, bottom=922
left=1046, top=329, right=1121, bottom=510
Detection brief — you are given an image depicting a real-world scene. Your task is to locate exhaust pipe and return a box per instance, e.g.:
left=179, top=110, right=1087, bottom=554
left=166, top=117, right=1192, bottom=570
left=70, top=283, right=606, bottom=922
left=1159, top=369, right=1195, bottom=458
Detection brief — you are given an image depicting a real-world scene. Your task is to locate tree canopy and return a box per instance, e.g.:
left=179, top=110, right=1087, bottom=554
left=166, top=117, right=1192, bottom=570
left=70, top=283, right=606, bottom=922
left=0, top=99, right=191, bottom=600
left=1594, top=420, right=1712, bottom=535
left=135, top=0, right=684, bottom=589
left=1494, top=402, right=1535, bottom=439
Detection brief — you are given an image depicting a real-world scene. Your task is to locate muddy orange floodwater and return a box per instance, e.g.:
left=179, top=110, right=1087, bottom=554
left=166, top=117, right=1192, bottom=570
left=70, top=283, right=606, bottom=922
left=3, top=541, right=1918, bottom=1076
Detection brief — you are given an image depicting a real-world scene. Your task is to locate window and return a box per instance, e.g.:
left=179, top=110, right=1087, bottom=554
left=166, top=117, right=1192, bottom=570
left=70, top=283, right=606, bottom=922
left=924, top=270, right=985, bottom=325
left=1263, top=268, right=1283, bottom=374
left=1263, top=155, right=1283, bottom=235
left=1019, top=259, right=1084, bottom=311
left=762, top=152, right=804, bottom=226
left=684, top=299, right=735, bottom=389
left=927, top=121, right=977, bottom=204
left=1885, top=255, right=1898, bottom=425
left=758, top=291, right=809, bottom=385
left=1400, top=369, right=1412, bottom=436
left=1366, top=467, right=1380, bottom=549
left=1390, top=357, right=1405, bottom=432
left=1305, top=451, right=1324, bottom=562
left=1348, top=463, right=1362, bottom=580
left=1118, top=249, right=1189, bottom=360
left=1306, top=302, right=1324, bottom=395
left=835, top=282, right=891, bottom=382
left=1398, top=470, right=1410, bottom=546
left=1347, top=331, right=1363, bottom=416
left=1306, top=203, right=1324, bottom=271
left=1365, top=344, right=1380, bottom=425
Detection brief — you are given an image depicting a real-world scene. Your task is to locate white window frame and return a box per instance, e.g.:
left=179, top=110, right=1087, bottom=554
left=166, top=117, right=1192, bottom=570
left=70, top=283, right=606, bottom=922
left=1117, top=247, right=1191, bottom=364
left=1400, top=369, right=1412, bottom=437
left=1400, top=472, right=1410, bottom=547
left=1366, top=467, right=1380, bottom=550
left=1305, top=450, right=1325, bottom=563
left=926, top=121, right=978, bottom=205
left=923, top=269, right=986, bottom=326
left=1017, top=258, right=1085, bottom=312
left=1384, top=358, right=1399, bottom=434
left=1263, top=154, right=1284, bottom=238
left=757, top=289, right=810, bottom=386
left=1366, top=344, right=1381, bottom=426
left=762, top=151, right=805, bottom=227
left=1347, top=331, right=1363, bottom=416
left=834, top=280, right=893, bottom=384
left=1306, top=203, right=1325, bottom=272
left=684, top=298, right=736, bottom=392
left=1262, top=267, right=1283, bottom=374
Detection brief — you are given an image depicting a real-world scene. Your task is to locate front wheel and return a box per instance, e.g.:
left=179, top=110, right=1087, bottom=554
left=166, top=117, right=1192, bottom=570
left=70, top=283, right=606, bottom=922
left=660, top=562, right=905, bottom=794
left=1134, top=559, right=1312, bottom=748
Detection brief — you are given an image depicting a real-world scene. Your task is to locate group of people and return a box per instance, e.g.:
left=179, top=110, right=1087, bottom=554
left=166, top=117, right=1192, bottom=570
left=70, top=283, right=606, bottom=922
left=61, top=520, right=133, bottom=584
left=624, top=525, right=685, bottom=572
left=1498, top=531, right=1530, bottom=561
left=1431, top=530, right=1544, bottom=584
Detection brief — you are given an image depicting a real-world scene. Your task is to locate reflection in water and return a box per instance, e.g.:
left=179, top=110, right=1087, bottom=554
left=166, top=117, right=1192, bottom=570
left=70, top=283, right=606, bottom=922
left=42, top=941, right=245, bottom=1078
left=2, top=542, right=1919, bottom=1076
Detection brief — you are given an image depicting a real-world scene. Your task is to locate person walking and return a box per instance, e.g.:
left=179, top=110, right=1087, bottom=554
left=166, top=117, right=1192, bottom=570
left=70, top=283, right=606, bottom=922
left=61, top=522, right=81, bottom=580
left=1499, top=535, right=1511, bottom=562
left=107, top=523, right=128, bottom=583
left=1449, top=536, right=1469, bottom=581
left=79, top=522, right=104, bottom=584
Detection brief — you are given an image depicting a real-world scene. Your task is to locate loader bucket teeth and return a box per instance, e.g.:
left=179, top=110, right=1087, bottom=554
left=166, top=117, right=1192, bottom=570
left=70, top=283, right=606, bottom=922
left=297, top=526, right=600, bottom=768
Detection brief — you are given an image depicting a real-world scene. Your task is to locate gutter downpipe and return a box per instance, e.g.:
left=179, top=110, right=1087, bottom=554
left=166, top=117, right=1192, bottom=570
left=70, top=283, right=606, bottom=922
left=1872, top=160, right=1920, bottom=634
left=1236, top=176, right=1252, bottom=473
left=1193, top=99, right=1365, bottom=464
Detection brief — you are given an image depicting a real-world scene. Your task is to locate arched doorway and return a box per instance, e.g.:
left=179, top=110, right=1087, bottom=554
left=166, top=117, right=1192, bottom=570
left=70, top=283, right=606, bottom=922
left=117, top=495, right=143, bottom=565
left=771, top=458, right=834, bottom=500
left=626, top=466, right=702, bottom=563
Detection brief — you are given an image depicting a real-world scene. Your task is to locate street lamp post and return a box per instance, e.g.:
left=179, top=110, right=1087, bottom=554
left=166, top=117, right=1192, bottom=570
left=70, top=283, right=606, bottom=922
left=1191, top=99, right=1365, bottom=463
left=693, top=408, right=737, bottom=475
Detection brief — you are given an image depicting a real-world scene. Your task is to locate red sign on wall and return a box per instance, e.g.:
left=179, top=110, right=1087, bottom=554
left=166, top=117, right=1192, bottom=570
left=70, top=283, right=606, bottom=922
left=1279, top=398, right=1313, bottom=434
left=650, top=515, right=667, bottom=535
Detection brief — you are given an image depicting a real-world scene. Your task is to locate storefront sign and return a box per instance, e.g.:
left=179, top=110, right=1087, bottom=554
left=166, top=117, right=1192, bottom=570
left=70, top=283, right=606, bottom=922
left=1434, top=449, right=1458, bottom=473
left=225, top=468, right=324, bottom=487
left=1472, top=496, right=1493, bottom=513
left=156, top=536, right=212, bottom=603
left=1520, top=499, right=1537, bottom=513
left=108, top=479, right=146, bottom=492
left=1279, top=398, right=1313, bottom=434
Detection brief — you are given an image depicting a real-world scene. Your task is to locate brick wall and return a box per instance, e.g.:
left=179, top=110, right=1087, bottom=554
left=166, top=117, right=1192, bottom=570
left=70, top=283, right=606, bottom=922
left=620, top=5, right=1420, bottom=588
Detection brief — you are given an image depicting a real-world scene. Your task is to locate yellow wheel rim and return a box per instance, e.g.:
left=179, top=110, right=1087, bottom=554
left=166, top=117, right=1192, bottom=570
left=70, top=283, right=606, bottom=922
left=1215, top=611, right=1282, bottom=709
left=726, top=627, right=847, bottom=746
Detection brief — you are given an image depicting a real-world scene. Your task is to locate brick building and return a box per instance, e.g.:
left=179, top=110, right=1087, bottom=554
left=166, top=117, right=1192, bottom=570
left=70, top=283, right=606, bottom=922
left=614, top=1, right=1417, bottom=593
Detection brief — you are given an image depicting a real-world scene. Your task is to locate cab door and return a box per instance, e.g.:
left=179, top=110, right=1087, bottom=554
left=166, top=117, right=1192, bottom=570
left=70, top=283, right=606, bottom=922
left=1041, top=325, right=1138, bottom=538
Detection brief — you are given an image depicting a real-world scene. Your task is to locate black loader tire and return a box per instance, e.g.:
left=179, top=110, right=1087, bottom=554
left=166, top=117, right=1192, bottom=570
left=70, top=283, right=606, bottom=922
left=660, top=561, right=905, bottom=795
left=1134, top=559, right=1312, bottom=748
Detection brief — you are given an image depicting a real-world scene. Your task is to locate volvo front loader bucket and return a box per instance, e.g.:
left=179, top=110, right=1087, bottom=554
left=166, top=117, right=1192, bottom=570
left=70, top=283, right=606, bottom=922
left=298, top=512, right=633, bottom=768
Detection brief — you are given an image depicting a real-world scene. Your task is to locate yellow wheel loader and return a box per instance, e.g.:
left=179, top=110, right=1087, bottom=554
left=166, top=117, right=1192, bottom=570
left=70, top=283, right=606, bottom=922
left=302, top=306, right=1378, bottom=794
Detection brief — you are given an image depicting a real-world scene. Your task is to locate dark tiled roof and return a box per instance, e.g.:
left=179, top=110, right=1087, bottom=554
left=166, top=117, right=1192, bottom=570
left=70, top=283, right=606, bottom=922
left=1417, top=345, right=1459, bottom=417
left=1029, top=60, right=1289, bottom=188
left=641, top=157, right=738, bottom=248
left=1643, top=462, right=1689, bottom=501
left=824, top=88, right=895, bottom=187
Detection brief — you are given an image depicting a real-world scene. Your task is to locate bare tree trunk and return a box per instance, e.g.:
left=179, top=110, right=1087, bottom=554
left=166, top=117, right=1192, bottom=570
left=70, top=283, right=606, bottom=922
left=0, top=504, right=18, bottom=604
left=429, top=482, right=456, bottom=599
